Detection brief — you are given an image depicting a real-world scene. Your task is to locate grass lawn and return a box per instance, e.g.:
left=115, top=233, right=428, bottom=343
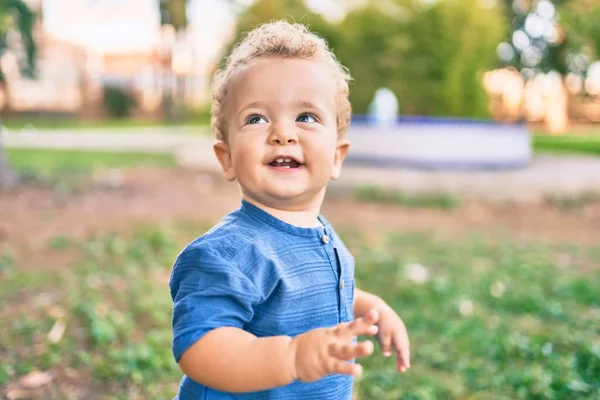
left=533, top=133, right=600, bottom=156
left=6, top=148, right=176, bottom=174
left=1, top=224, right=598, bottom=399
left=1, top=114, right=210, bottom=131
left=4, top=148, right=177, bottom=194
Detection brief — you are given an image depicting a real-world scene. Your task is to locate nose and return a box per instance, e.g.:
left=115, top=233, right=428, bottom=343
left=268, top=121, right=298, bottom=145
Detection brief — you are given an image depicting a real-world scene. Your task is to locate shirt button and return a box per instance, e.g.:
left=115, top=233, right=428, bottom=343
left=321, top=235, right=329, bottom=244
left=340, top=281, right=345, bottom=289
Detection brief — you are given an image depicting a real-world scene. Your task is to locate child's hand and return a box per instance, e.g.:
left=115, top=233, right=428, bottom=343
left=376, top=304, right=410, bottom=373
left=289, top=309, right=380, bottom=383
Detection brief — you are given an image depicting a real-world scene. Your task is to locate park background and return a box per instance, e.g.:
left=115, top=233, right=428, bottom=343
left=1, top=0, right=599, bottom=399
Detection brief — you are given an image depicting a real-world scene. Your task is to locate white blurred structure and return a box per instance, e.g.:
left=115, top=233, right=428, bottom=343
left=368, top=87, right=399, bottom=126
left=347, top=119, right=531, bottom=171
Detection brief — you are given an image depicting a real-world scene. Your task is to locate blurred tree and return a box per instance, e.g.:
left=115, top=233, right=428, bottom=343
left=333, top=4, right=400, bottom=115
left=0, top=0, right=37, bottom=188
left=102, top=86, right=137, bottom=118
left=160, top=0, right=187, bottom=30
left=498, top=0, right=570, bottom=76
left=338, top=0, right=506, bottom=116
left=221, top=0, right=339, bottom=69
left=0, top=0, right=37, bottom=113
left=560, top=0, right=600, bottom=68
left=158, top=0, right=188, bottom=120
left=223, top=0, right=506, bottom=117
left=217, top=0, right=600, bottom=118
left=498, top=0, right=599, bottom=79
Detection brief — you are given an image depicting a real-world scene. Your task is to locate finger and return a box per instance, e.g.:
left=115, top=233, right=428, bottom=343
left=362, top=309, right=380, bottom=325
left=329, top=340, right=374, bottom=360
left=330, top=359, right=363, bottom=377
left=379, top=334, right=393, bottom=358
left=328, top=342, right=353, bottom=360
left=339, top=310, right=380, bottom=338
left=397, top=357, right=408, bottom=373
left=393, top=333, right=411, bottom=371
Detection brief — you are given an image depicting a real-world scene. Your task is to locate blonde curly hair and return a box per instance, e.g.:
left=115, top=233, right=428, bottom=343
left=211, top=20, right=352, bottom=143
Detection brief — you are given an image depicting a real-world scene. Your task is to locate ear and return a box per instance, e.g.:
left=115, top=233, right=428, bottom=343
left=331, top=138, right=350, bottom=180
left=213, top=141, right=236, bottom=181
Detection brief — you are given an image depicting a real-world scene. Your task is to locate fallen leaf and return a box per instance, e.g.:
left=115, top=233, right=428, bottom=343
left=47, top=319, right=66, bottom=344
left=5, top=388, right=35, bottom=400
left=18, top=371, right=53, bottom=388
left=46, top=305, right=66, bottom=319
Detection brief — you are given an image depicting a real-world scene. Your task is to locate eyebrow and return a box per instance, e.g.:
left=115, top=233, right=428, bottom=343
left=235, top=102, right=267, bottom=118
left=296, top=100, right=327, bottom=114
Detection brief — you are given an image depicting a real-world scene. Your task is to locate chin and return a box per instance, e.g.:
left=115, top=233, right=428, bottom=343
left=262, top=187, right=309, bottom=202
left=269, top=191, right=307, bottom=203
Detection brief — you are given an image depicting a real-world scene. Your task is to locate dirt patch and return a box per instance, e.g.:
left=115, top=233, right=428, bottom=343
left=1, top=166, right=599, bottom=270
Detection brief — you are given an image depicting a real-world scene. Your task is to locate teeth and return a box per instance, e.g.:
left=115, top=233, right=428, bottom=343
left=276, top=158, right=284, bottom=163
left=284, top=158, right=291, bottom=162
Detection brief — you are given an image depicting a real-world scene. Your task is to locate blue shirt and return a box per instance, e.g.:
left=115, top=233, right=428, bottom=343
left=169, top=200, right=356, bottom=399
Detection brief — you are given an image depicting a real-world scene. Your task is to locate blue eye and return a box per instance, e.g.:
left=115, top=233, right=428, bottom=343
left=247, top=115, right=267, bottom=124
left=297, top=113, right=317, bottom=123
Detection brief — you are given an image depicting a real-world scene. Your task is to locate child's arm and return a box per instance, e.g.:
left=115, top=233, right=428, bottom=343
left=178, top=310, right=381, bottom=393
left=353, top=287, right=388, bottom=318
left=353, top=287, right=411, bottom=373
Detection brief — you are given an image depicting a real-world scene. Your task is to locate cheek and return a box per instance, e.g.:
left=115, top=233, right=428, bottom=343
left=231, top=139, right=261, bottom=172
left=312, top=146, right=337, bottom=170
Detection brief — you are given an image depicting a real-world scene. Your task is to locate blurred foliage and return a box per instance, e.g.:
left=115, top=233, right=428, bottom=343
left=159, top=0, right=187, bottom=30
left=499, top=0, right=570, bottom=74
left=560, top=0, right=600, bottom=62
left=340, top=0, right=506, bottom=116
left=0, top=1, right=37, bottom=186
left=220, top=0, right=336, bottom=69
left=0, top=0, right=36, bottom=83
left=223, top=0, right=506, bottom=117
left=498, top=0, right=600, bottom=79
left=1, top=225, right=599, bottom=398
left=102, top=86, right=137, bottom=118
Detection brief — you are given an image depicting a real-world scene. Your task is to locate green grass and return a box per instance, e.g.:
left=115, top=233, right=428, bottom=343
left=6, top=148, right=176, bottom=173
left=348, top=231, right=600, bottom=399
left=1, top=225, right=599, bottom=399
left=2, top=117, right=166, bottom=130
left=533, top=134, right=600, bottom=156
left=5, top=148, right=177, bottom=195
left=545, top=191, right=600, bottom=210
left=353, top=185, right=461, bottom=209
left=1, top=113, right=210, bottom=131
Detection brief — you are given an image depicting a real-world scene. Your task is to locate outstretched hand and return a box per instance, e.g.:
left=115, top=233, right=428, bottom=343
left=376, top=304, right=410, bottom=373
left=289, top=309, right=380, bottom=382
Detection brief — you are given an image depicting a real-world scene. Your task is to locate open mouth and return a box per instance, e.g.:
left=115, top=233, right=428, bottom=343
left=268, top=157, right=303, bottom=169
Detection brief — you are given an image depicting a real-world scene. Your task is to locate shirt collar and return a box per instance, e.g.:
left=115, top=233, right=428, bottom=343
left=240, top=200, right=329, bottom=237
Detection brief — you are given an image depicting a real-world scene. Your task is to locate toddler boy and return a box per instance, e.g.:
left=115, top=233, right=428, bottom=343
left=170, top=20, right=410, bottom=400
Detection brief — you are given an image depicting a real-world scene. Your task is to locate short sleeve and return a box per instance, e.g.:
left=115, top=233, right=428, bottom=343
left=169, top=246, right=261, bottom=362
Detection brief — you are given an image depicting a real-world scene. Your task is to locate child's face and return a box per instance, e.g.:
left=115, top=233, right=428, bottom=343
left=214, top=57, right=350, bottom=210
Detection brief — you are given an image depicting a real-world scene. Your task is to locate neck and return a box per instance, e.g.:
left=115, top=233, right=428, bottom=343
left=242, top=195, right=323, bottom=228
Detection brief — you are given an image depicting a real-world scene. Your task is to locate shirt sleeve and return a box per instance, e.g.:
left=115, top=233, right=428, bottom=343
left=169, top=245, right=261, bottom=362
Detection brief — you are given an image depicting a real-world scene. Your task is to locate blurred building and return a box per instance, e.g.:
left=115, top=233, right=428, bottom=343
left=1, top=0, right=84, bottom=113
left=2, top=0, right=235, bottom=118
